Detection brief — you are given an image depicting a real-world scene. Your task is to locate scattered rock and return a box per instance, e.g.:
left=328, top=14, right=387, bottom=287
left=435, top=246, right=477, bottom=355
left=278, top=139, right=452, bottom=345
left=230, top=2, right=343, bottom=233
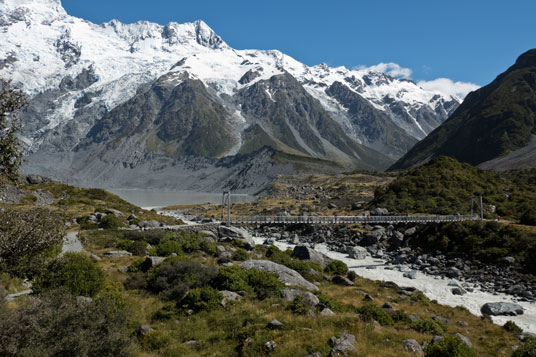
left=89, top=253, right=101, bottom=261
left=144, top=256, right=165, bottom=268
left=263, top=340, right=277, bottom=352
left=104, top=250, right=132, bottom=258
left=403, top=270, right=417, bottom=279
left=328, top=333, right=357, bottom=355
left=403, top=339, right=424, bottom=355
left=291, top=245, right=332, bottom=268
left=382, top=302, right=393, bottom=309
left=432, top=316, right=449, bottom=325
left=320, top=308, right=335, bottom=316
left=184, top=340, right=200, bottom=347
left=348, top=246, right=367, bottom=260
left=451, top=287, right=466, bottom=295
left=241, top=260, right=319, bottom=291
left=280, top=288, right=320, bottom=307
left=266, top=319, right=284, bottom=330
left=454, top=333, right=472, bottom=348
left=364, top=294, right=374, bottom=302
left=218, top=226, right=256, bottom=250
left=5, top=289, right=32, bottom=301
left=220, top=290, right=242, bottom=307
left=138, top=220, right=161, bottom=228
left=481, top=302, right=524, bottom=316
left=104, top=208, right=124, bottom=217
left=134, top=325, right=154, bottom=337
left=331, top=276, right=354, bottom=286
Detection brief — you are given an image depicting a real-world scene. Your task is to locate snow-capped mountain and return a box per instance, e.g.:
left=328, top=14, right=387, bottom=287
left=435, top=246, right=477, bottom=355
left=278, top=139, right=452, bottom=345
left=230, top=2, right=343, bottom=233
left=0, top=0, right=461, bottom=191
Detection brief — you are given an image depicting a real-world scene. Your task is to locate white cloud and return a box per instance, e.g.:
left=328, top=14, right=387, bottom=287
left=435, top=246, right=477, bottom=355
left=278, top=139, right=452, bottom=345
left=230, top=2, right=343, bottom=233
left=417, top=78, right=480, bottom=99
left=357, top=62, right=413, bottom=79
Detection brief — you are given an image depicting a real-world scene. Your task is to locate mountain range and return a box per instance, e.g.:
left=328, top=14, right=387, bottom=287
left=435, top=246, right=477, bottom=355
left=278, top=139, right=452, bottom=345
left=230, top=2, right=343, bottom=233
left=0, top=0, right=461, bottom=192
left=391, top=49, right=536, bottom=171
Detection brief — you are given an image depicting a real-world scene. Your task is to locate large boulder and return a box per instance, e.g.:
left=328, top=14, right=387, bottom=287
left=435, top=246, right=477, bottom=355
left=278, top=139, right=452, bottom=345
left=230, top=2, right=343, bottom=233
left=331, top=276, right=354, bottom=286
left=240, top=260, right=318, bottom=291
left=280, top=288, right=320, bottom=307
left=403, top=339, right=424, bottom=355
left=328, top=333, right=357, bottom=355
left=481, top=302, right=524, bottom=316
left=291, top=245, right=332, bottom=268
left=218, top=226, right=256, bottom=250
left=348, top=246, right=367, bottom=260
left=104, top=250, right=132, bottom=258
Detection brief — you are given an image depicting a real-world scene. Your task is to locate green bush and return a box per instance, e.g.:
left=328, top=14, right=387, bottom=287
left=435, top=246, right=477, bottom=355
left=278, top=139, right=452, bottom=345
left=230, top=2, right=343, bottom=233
left=155, top=232, right=216, bottom=257
left=391, top=309, right=412, bottom=324
left=520, top=209, right=536, bottom=226
left=180, top=286, right=223, bottom=312
left=324, top=260, right=349, bottom=275
left=123, top=272, right=147, bottom=290
left=232, top=249, right=250, bottom=261
left=347, top=271, right=358, bottom=282
left=287, top=295, right=309, bottom=315
left=0, top=208, right=65, bottom=277
left=412, top=318, right=446, bottom=335
left=95, top=280, right=126, bottom=310
left=0, top=289, right=130, bottom=357
left=513, top=337, right=536, bottom=357
left=425, top=335, right=477, bottom=357
left=140, top=330, right=171, bottom=351
left=34, top=252, right=105, bottom=297
left=504, top=320, right=523, bottom=334
left=100, top=215, right=124, bottom=229
left=128, top=258, right=146, bottom=273
left=213, top=265, right=284, bottom=300
left=147, top=260, right=217, bottom=301
left=356, top=304, right=394, bottom=326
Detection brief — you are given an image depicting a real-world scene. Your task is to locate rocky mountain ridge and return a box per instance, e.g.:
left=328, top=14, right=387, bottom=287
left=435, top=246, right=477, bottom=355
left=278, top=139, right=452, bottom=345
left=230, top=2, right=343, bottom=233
left=1, top=0, right=461, bottom=191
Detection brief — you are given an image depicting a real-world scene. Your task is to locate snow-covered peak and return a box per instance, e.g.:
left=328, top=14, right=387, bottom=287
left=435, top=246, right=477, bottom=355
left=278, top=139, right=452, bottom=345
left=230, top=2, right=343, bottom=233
left=0, top=0, right=66, bottom=23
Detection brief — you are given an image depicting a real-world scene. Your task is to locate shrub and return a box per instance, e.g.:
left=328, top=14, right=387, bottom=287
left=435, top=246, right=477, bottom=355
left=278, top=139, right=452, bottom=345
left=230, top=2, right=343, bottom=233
left=140, top=330, right=171, bottom=351
left=287, top=295, right=309, bottom=315
left=213, top=265, right=284, bottom=299
left=147, top=260, right=217, bottom=301
left=504, top=320, right=523, bottom=334
left=156, top=240, right=183, bottom=257
left=356, top=304, right=394, bottom=326
left=391, top=309, right=412, bottom=324
left=123, top=272, right=147, bottom=290
left=0, top=208, right=65, bottom=277
left=180, top=286, right=223, bottom=312
left=324, top=260, right=349, bottom=275
left=520, top=209, right=536, bottom=226
left=34, top=252, right=105, bottom=297
left=128, top=258, right=146, bottom=273
left=425, top=335, right=477, bottom=357
left=412, top=318, right=446, bottom=335
left=232, top=248, right=250, bottom=261
left=347, top=270, right=358, bottom=282
left=100, top=214, right=124, bottom=229
left=95, top=280, right=126, bottom=311
left=513, top=337, right=536, bottom=357
left=155, top=232, right=216, bottom=257
left=0, top=290, right=130, bottom=357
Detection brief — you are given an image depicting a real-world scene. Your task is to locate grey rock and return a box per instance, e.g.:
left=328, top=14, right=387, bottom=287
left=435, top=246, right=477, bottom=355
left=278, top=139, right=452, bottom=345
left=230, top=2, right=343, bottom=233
left=370, top=208, right=389, bottom=216
left=220, top=290, right=242, bottom=306
left=431, top=335, right=443, bottom=344
left=331, top=276, right=354, bottom=286
left=451, top=287, right=466, bottom=295
left=134, top=325, right=154, bottom=337
left=26, top=174, right=48, bottom=184
left=104, top=250, right=132, bottom=257
left=218, top=226, right=256, bottom=250
left=266, top=319, right=284, bottom=330
left=104, top=208, right=124, bottom=217
left=403, top=339, right=424, bottom=355
left=5, top=289, right=33, bottom=301
left=291, top=245, right=332, bottom=268
left=328, top=333, right=357, bottom=355
left=404, top=227, right=417, bottom=236
left=432, top=316, right=450, bottom=325
left=240, top=260, right=318, bottom=291
left=263, top=340, right=277, bottom=352
left=348, top=246, right=367, bottom=260
left=364, top=294, right=374, bottom=302
left=454, top=333, right=472, bottom=348
left=481, top=302, right=524, bottom=316
left=403, top=270, right=417, bottom=279
left=457, top=320, right=469, bottom=327
left=280, top=288, right=320, bottom=307
left=144, top=256, right=165, bottom=268
left=320, top=308, right=335, bottom=316
left=184, top=340, right=200, bottom=347
left=382, top=302, right=393, bottom=309
left=138, top=220, right=161, bottom=228
left=89, top=253, right=101, bottom=261
left=503, top=256, right=516, bottom=265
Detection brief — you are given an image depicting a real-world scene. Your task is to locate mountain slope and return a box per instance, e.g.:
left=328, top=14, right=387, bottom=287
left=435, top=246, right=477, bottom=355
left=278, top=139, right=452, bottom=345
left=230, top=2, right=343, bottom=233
left=391, top=49, right=536, bottom=171
left=0, top=0, right=463, bottom=190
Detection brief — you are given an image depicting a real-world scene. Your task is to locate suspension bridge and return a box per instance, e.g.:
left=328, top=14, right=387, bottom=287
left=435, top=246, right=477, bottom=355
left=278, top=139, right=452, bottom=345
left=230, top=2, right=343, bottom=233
left=220, top=191, right=483, bottom=225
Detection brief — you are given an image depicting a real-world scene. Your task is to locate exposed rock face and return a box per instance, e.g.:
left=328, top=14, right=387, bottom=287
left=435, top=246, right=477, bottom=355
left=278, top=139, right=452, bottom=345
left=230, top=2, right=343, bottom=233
left=240, top=260, right=318, bottom=291
left=481, top=302, right=524, bottom=316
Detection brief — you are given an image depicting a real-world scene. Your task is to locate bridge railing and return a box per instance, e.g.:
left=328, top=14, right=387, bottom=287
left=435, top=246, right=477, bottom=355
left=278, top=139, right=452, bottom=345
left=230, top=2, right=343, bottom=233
left=229, top=215, right=478, bottom=224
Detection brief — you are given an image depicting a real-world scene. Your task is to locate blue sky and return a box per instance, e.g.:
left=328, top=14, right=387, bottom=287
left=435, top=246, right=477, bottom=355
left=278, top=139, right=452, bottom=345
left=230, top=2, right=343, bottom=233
left=62, top=0, right=535, bottom=88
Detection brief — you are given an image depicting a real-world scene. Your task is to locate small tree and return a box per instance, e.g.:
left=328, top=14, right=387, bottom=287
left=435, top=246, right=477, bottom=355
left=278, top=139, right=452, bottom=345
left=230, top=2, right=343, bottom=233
left=0, top=80, right=25, bottom=182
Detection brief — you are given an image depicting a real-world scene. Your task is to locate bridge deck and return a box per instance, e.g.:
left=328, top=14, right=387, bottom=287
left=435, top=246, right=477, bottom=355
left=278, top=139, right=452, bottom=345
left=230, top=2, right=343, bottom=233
left=230, top=215, right=477, bottom=225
